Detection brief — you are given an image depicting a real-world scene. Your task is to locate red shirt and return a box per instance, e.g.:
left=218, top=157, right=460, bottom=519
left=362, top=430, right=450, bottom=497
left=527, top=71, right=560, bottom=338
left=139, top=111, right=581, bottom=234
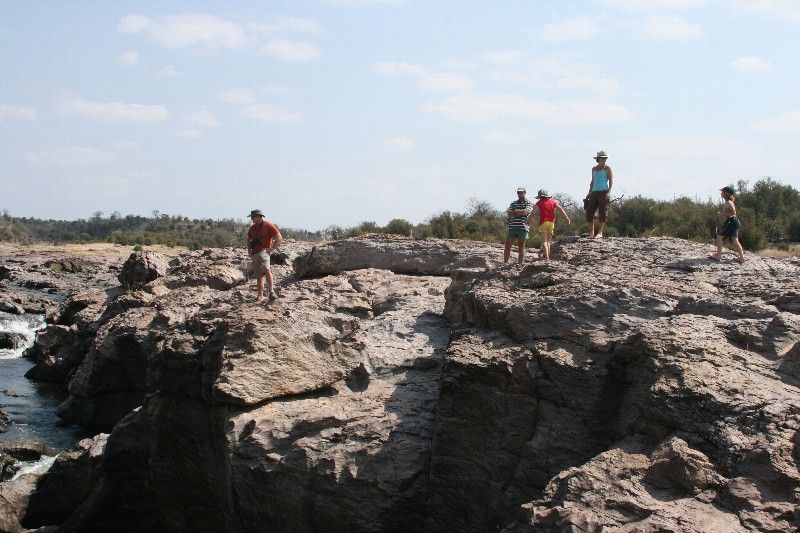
left=536, top=198, right=556, bottom=224
left=247, top=220, right=279, bottom=255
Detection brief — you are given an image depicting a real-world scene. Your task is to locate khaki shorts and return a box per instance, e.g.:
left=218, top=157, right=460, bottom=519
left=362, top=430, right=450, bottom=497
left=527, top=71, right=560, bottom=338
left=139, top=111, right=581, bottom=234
left=250, top=250, right=270, bottom=276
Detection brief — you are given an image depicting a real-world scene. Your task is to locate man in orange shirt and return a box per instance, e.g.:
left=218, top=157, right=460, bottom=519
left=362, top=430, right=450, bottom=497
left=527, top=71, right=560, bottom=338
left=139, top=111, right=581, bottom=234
left=247, top=209, right=282, bottom=300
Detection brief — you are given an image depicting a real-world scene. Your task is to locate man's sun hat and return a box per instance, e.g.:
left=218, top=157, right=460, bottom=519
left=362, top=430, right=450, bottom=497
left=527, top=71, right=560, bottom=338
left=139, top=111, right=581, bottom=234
left=720, top=185, right=736, bottom=196
left=536, top=189, right=552, bottom=199
left=249, top=209, right=264, bottom=218
left=595, top=150, right=608, bottom=159
left=516, top=186, right=526, bottom=193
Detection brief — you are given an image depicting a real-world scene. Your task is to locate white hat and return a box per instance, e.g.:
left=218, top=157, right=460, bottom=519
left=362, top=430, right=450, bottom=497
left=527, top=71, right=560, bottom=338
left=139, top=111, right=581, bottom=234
left=595, top=150, right=608, bottom=159
left=516, top=186, right=526, bottom=193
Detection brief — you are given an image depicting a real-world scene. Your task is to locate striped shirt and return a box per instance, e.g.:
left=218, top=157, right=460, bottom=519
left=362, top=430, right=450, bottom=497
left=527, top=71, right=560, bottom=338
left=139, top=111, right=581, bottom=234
left=507, top=199, right=533, bottom=230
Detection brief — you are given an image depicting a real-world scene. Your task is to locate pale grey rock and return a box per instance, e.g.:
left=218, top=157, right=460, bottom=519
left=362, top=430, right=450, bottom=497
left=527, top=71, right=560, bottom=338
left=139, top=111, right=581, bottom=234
left=293, top=234, right=501, bottom=277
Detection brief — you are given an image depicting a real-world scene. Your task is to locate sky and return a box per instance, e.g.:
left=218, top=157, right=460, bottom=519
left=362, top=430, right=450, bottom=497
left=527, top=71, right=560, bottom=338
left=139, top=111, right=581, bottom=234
left=1, top=0, right=799, bottom=230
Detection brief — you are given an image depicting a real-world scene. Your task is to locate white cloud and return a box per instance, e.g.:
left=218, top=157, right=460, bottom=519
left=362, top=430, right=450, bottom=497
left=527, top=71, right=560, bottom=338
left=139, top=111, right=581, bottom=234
left=261, top=84, right=290, bottom=95
left=383, top=136, right=413, bottom=149
left=117, top=51, right=140, bottom=66
left=416, top=72, right=473, bottom=92
left=262, top=39, right=321, bottom=62
left=542, top=17, right=600, bottom=41
left=243, top=104, right=302, bottom=123
left=482, top=51, right=524, bottom=65
left=370, top=61, right=427, bottom=77
left=425, top=94, right=632, bottom=124
left=219, top=90, right=255, bottom=104
left=118, top=13, right=246, bottom=49
left=321, top=0, right=408, bottom=6
left=482, top=130, right=536, bottom=144
left=730, top=56, right=774, bottom=73
left=0, top=104, right=36, bottom=121
left=62, top=99, right=170, bottom=123
left=25, top=146, right=116, bottom=167
left=618, top=134, right=752, bottom=157
left=172, top=129, right=203, bottom=138
left=157, top=66, right=183, bottom=77
left=485, top=59, right=620, bottom=98
left=252, top=17, right=321, bottom=34
left=108, top=141, right=140, bottom=151
left=752, top=111, right=800, bottom=133
left=188, top=110, right=219, bottom=128
left=602, top=0, right=707, bottom=9
left=642, top=15, right=700, bottom=41
left=371, top=61, right=472, bottom=92
left=736, top=0, right=800, bottom=23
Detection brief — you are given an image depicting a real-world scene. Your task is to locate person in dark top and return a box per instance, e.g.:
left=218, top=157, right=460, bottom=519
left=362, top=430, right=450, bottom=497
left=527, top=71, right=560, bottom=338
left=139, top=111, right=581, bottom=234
left=247, top=209, right=283, bottom=300
left=504, top=187, right=533, bottom=265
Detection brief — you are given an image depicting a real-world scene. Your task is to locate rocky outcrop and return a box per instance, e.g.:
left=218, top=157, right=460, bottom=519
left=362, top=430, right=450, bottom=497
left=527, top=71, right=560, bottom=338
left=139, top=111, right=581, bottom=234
left=293, top=234, right=501, bottom=277
left=435, top=237, right=800, bottom=532
left=21, top=434, right=107, bottom=529
left=16, top=236, right=800, bottom=532
left=118, top=251, right=169, bottom=288
left=0, top=473, right=39, bottom=533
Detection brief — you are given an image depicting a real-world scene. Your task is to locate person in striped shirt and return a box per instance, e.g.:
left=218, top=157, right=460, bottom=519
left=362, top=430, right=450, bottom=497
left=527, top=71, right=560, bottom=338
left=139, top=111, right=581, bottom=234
left=503, top=187, right=533, bottom=265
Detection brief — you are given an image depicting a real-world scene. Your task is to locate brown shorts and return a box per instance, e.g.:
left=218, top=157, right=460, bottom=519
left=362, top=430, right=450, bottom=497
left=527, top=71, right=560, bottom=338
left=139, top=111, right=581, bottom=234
left=585, top=191, right=609, bottom=223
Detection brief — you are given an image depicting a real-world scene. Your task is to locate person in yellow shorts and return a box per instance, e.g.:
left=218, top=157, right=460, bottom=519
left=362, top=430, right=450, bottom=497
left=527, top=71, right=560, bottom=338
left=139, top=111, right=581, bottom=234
left=532, top=189, right=571, bottom=261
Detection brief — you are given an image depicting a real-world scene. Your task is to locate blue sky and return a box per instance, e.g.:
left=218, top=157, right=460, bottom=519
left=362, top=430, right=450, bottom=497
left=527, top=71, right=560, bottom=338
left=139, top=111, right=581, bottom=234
left=1, top=0, right=799, bottom=230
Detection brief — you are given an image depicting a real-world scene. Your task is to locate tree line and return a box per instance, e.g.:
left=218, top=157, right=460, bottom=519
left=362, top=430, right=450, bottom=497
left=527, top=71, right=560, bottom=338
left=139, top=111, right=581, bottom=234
left=2, top=178, right=798, bottom=251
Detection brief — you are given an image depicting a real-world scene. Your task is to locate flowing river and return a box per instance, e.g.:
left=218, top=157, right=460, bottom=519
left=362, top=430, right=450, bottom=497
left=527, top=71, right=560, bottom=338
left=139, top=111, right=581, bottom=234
left=0, top=311, right=82, bottom=451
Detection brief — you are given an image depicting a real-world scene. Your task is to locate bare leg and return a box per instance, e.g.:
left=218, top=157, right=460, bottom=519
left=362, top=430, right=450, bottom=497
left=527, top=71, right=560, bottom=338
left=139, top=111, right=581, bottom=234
left=732, top=238, right=744, bottom=263
left=709, top=235, right=723, bottom=260
left=503, top=239, right=513, bottom=263
left=595, top=222, right=606, bottom=238
left=544, top=232, right=552, bottom=261
left=265, top=268, right=275, bottom=293
left=587, top=221, right=594, bottom=237
left=517, top=240, right=525, bottom=265
left=256, top=275, right=265, bottom=300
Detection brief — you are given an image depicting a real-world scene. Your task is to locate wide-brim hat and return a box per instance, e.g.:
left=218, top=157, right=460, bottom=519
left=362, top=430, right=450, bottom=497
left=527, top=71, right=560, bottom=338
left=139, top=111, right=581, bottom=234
left=516, top=187, right=526, bottom=193
left=720, top=186, right=735, bottom=196
left=536, top=189, right=552, bottom=199
left=595, top=150, right=608, bottom=159
left=249, top=209, right=264, bottom=218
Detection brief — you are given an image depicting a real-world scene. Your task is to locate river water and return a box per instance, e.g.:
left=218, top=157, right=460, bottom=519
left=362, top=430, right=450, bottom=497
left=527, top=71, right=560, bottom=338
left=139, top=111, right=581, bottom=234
left=0, top=311, right=83, bottom=451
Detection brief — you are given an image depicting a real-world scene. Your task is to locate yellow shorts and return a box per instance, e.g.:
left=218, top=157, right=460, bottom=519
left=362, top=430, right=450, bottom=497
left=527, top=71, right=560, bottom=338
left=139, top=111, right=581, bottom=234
left=538, top=221, right=555, bottom=234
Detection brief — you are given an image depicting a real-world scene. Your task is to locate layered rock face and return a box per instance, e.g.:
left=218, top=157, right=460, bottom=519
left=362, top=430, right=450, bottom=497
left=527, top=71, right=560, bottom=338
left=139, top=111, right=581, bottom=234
left=18, top=236, right=800, bottom=532
left=440, top=237, right=799, bottom=532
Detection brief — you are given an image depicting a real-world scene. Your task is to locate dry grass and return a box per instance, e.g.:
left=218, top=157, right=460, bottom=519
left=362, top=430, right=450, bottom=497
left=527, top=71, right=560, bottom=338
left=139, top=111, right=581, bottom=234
left=0, top=242, right=188, bottom=258
left=757, top=244, right=800, bottom=258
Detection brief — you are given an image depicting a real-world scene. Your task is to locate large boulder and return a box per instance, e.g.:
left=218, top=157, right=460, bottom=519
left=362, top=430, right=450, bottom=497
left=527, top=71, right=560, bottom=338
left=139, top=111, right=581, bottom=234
left=0, top=331, right=26, bottom=350
left=118, top=251, right=168, bottom=288
left=293, top=235, right=501, bottom=277
left=0, top=473, right=40, bottom=533
left=22, top=434, right=108, bottom=529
